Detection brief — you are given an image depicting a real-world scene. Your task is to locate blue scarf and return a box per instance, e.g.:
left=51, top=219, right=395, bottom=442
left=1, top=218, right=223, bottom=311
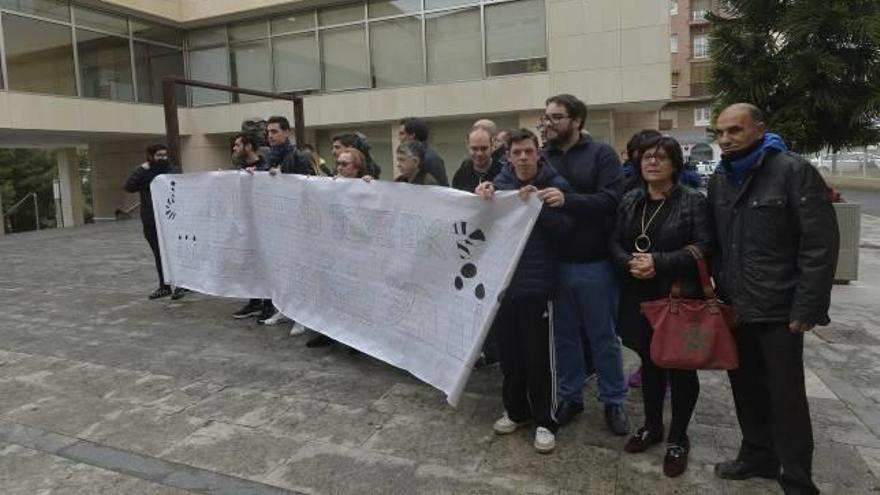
left=269, top=139, right=294, bottom=167
left=719, top=133, right=787, bottom=186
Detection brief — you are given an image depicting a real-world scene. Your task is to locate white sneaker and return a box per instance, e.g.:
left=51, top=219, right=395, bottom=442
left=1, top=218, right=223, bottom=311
left=534, top=427, right=556, bottom=454
left=493, top=412, right=528, bottom=435
left=289, top=322, right=307, bottom=336
left=258, top=310, right=288, bottom=326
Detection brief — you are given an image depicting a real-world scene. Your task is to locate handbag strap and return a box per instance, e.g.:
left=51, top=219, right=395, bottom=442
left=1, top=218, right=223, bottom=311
left=684, top=245, right=717, bottom=302
left=668, top=246, right=715, bottom=297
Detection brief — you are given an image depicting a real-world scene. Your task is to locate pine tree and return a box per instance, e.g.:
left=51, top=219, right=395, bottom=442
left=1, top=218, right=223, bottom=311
left=709, top=0, right=880, bottom=155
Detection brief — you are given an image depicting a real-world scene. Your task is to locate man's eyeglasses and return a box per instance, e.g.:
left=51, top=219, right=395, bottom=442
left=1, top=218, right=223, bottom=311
left=539, top=114, right=571, bottom=125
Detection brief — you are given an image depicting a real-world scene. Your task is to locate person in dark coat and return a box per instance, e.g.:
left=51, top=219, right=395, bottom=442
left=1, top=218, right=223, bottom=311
left=231, top=134, right=273, bottom=320
left=398, top=117, right=448, bottom=186
left=123, top=144, right=184, bottom=300
left=536, top=94, right=628, bottom=435
left=476, top=128, right=573, bottom=454
left=452, top=126, right=504, bottom=194
left=394, top=141, right=440, bottom=186
left=609, top=135, right=712, bottom=478
left=453, top=125, right=505, bottom=368
left=265, top=115, right=312, bottom=176
left=709, top=103, right=839, bottom=495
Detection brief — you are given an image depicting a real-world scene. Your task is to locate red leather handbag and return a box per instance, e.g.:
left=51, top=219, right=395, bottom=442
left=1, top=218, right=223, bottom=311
left=640, top=245, right=738, bottom=370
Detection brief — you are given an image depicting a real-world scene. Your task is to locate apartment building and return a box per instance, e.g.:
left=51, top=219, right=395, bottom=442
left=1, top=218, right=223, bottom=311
left=661, top=0, right=718, bottom=162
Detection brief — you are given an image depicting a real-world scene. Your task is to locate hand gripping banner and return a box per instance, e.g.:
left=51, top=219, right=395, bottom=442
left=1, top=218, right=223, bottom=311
left=152, top=171, right=541, bottom=406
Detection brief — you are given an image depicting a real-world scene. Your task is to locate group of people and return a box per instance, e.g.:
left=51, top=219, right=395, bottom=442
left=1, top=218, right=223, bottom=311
left=124, top=94, right=839, bottom=495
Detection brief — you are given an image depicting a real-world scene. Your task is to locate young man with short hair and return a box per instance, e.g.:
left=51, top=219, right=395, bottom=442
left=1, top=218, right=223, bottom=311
left=476, top=128, right=573, bottom=453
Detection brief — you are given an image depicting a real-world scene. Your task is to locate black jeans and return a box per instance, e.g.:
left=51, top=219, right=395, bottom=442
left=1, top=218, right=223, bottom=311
left=639, top=347, right=699, bottom=445
left=497, top=298, right=558, bottom=433
left=728, top=322, right=818, bottom=495
left=142, top=221, right=167, bottom=289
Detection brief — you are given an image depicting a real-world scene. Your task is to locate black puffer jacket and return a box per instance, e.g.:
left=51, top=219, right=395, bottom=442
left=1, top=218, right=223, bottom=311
left=610, top=185, right=713, bottom=351
left=123, top=161, right=177, bottom=224
left=708, top=148, right=839, bottom=325
left=494, top=160, right=574, bottom=301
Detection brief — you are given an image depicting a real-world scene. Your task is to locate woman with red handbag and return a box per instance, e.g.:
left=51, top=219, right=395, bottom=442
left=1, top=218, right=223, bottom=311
left=609, top=135, right=713, bottom=477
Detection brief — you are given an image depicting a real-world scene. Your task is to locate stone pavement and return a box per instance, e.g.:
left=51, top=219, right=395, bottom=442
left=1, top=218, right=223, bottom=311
left=0, top=220, right=879, bottom=494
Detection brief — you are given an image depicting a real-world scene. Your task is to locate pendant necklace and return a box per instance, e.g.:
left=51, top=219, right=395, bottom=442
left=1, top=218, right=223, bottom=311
left=634, top=198, right=666, bottom=253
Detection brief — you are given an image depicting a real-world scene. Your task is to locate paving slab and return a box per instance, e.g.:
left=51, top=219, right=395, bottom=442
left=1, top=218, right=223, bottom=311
left=1, top=219, right=879, bottom=493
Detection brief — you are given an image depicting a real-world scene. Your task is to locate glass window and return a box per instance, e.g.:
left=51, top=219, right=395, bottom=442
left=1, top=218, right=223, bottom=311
left=134, top=42, right=185, bottom=104
left=321, top=25, right=369, bottom=90
left=693, top=33, right=709, bottom=58
left=319, top=3, right=364, bottom=26
left=425, top=0, right=473, bottom=10
left=76, top=29, right=134, bottom=101
left=273, top=32, right=320, bottom=91
left=370, top=16, right=422, bottom=87
left=485, top=0, right=545, bottom=76
left=694, top=107, right=711, bottom=126
left=132, top=20, right=183, bottom=46
left=188, top=46, right=230, bottom=105
left=2, top=13, right=76, bottom=95
left=229, top=40, right=270, bottom=102
left=670, top=33, right=678, bottom=53
left=271, top=13, right=315, bottom=34
left=0, top=0, right=69, bottom=22
left=368, top=0, right=419, bottom=18
left=425, top=8, right=481, bottom=83
left=74, top=6, right=128, bottom=35
left=188, top=27, right=226, bottom=48
left=669, top=0, right=678, bottom=15
left=228, top=20, right=267, bottom=42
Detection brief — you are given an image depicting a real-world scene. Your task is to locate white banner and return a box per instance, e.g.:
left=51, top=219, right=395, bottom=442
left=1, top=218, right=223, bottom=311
left=151, top=171, right=542, bottom=405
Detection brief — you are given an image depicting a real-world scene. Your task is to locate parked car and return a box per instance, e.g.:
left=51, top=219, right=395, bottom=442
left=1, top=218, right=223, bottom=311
left=811, top=152, right=879, bottom=175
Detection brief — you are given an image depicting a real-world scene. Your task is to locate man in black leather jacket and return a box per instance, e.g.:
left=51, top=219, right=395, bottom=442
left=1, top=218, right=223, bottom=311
left=708, top=103, right=839, bottom=495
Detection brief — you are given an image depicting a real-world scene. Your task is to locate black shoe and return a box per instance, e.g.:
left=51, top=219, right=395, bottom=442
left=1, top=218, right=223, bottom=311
left=256, top=305, right=276, bottom=322
left=554, top=400, right=584, bottom=426
left=170, top=288, right=189, bottom=300
left=306, top=334, right=335, bottom=348
left=233, top=301, right=263, bottom=319
left=714, top=459, right=779, bottom=480
left=148, top=286, right=172, bottom=300
left=604, top=404, right=629, bottom=436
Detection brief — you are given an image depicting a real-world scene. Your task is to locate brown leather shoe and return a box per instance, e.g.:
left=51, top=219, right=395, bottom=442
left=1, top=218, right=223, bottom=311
left=663, top=442, right=690, bottom=478
left=624, top=427, right=663, bottom=453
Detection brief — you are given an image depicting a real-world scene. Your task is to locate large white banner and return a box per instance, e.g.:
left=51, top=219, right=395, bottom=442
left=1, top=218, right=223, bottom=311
left=151, top=171, right=542, bottom=405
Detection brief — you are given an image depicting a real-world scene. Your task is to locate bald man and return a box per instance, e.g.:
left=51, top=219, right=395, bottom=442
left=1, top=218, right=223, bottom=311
left=708, top=103, right=838, bottom=495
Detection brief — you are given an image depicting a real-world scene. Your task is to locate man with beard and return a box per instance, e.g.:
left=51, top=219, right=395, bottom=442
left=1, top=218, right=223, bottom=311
left=230, top=133, right=273, bottom=320
left=124, top=144, right=185, bottom=300
left=536, top=94, right=628, bottom=435
left=709, top=103, right=838, bottom=495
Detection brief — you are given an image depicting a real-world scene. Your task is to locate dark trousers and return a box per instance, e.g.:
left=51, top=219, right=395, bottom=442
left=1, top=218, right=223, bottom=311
left=142, top=221, right=167, bottom=288
left=639, top=347, right=699, bottom=445
left=497, top=298, right=558, bottom=433
left=728, top=322, right=818, bottom=495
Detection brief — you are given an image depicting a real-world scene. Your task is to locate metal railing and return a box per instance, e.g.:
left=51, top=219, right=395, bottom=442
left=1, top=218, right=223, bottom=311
left=2, top=192, right=39, bottom=231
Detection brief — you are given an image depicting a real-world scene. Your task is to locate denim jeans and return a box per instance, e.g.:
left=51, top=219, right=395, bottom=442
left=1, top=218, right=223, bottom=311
left=553, top=260, right=627, bottom=406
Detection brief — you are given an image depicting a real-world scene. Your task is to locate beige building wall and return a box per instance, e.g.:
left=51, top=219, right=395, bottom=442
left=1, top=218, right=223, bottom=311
left=613, top=111, right=660, bottom=155
left=89, top=139, right=157, bottom=220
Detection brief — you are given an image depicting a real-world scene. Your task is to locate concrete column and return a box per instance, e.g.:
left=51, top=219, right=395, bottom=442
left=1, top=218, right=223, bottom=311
left=0, top=189, right=5, bottom=236
left=390, top=122, right=400, bottom=180
left=56, top=148, right=85, bottom=228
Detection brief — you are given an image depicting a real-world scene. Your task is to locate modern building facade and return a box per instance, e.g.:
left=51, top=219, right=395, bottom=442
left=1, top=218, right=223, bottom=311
left=0, top=0, right=671, bottom=225
left=661, top=0, right=719, bottom=162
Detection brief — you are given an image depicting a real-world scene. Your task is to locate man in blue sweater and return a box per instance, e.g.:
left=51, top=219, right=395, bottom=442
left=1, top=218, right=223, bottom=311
left=537, top=94, right=629, bottom=435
